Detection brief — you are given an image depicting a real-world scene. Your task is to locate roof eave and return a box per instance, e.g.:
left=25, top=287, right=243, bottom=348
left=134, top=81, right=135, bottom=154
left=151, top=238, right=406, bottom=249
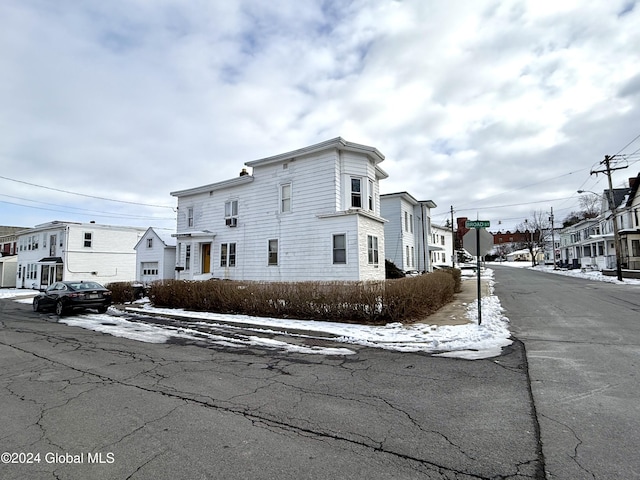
left=246, top=137, right=385, bottom=168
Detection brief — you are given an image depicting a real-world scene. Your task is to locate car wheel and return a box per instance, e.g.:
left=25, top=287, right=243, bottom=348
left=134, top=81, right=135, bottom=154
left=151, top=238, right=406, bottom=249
left=33, top=298, right=41, bottom=312
left=97, top=306, right=108, bottom=314
left=55, top=300, right=66, bottom=316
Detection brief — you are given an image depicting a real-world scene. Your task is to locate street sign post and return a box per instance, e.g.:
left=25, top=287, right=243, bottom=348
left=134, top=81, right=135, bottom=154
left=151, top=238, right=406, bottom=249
left=463, top=220, right=491, bottom=325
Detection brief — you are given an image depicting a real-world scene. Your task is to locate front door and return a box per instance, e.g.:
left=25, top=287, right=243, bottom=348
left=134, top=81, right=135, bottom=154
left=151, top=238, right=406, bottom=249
left=39, top=265, right=59, bottom=289
left=201, top=243, right=211, bottom=274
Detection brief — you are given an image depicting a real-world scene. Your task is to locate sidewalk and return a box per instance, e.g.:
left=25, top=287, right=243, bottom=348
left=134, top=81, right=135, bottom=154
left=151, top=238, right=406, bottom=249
left=423, top=276, right=490, bottom=326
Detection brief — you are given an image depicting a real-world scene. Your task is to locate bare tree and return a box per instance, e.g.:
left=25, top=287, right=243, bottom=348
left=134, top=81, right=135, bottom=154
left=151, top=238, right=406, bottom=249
left=515, top=210, right=550, bottom=267
left=578, top=193, right=600, bottom=218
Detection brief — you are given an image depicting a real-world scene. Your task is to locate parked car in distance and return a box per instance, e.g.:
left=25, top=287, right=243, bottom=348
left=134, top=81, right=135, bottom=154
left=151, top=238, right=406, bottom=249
left=433, top=264, right=453, bottom=271
left=404, top=270, right=421, bottom=277
left=33, top=281, right=112, bottom=316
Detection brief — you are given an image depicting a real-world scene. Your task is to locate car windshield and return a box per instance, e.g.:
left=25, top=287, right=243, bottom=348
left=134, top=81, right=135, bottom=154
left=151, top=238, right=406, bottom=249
left=69, top=282, right=104, bottom=290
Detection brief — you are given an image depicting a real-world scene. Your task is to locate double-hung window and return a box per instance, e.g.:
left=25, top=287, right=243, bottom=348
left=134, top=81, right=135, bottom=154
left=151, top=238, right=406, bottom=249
left=84, top=232, right=93, bottom=248
left=368, top=180, right=374, bottom=211
left=367, top=235, right=379, bottom=265
left=147, top=238, right=153, bottom=248
left=280, top=184, right=291, bottom=213
left=220, top=243, right=236, bottom=267
left=225, top=200, right=238, bottom=227
left=268, top=239, right=278, bottom=265
left=333, top=234, right=346, bottom=264
left=187, top=207, right=194, bottom=227
left=351, top=178, right=362, bottom=208
left=185, top=245, right=191, bottom=270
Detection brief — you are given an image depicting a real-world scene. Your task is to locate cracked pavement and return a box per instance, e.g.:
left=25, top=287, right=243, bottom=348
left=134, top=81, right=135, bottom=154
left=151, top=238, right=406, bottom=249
left=1, top=297, right=542, bottom=479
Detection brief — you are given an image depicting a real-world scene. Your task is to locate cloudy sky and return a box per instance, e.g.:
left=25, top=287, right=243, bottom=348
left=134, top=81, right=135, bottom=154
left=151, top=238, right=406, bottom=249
left=2, top=0, right=640, bottom=234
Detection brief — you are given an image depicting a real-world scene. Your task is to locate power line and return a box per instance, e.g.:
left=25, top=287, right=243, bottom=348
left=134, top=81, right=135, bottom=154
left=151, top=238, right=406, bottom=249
left=0, top=199, right=175, bottom=221
left=453, top=196, right=575, bottom=213
left=0, top=194, right=175, bottom=220
left=0, top=175, right=175, bottom=209
left=452, top=168, right=588, bottom=210
left=613, top=132, right=640, bottom=156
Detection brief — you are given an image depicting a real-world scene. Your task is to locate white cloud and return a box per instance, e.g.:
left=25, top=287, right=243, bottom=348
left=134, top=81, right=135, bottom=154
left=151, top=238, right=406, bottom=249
left=1, top=0, right=639, bottom=231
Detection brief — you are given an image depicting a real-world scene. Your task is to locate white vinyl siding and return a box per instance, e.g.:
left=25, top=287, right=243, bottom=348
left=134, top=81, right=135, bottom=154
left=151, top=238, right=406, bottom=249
left=172, top=143, right=387, bottom=282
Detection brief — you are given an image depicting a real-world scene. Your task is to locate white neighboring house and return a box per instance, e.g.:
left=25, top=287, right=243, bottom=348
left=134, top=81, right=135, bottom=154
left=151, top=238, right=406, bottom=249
left=134, top=227, right=177, bottom=283
left=0, top=256, right=17, bottom=287
left=559, top=187, right=631, bottom=270
left=430, top=224, right=453, bottom=267
left=380, top=192, right=437, bottom=272
left=170, top=137, right=389, bottom=282
left=16, top=221, right=146, bottom=289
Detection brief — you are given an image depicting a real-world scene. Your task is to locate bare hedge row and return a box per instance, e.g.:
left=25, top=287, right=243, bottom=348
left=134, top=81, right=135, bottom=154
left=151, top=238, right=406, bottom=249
left=108, top=269, right=461, bottom=325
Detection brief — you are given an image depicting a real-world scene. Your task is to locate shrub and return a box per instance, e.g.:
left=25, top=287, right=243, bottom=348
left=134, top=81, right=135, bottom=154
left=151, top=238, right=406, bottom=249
left=439, top=268, right=462, bottom=293
left=105, top=281, right=149, bottom=304
left=148, top=272, right=456, bottom=325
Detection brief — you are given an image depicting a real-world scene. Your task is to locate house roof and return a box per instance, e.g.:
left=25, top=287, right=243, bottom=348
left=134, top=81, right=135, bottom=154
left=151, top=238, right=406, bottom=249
left=135, top=227, right=177, bottom=250
left=170, top=173, right=254, bottom=198
left=246, top=137, right=386, bottom=168
left=603, top=187, right=630, bottom=210
left=18, top=221, right=147, bottom=236
left=625, top=172, right=640, bottom=207
left=380, top=192, right=437, bottom=208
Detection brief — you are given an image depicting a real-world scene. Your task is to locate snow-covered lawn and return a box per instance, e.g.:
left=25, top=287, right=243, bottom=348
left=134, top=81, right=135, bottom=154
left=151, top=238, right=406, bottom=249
left=7, top=264, right=635, bottom=359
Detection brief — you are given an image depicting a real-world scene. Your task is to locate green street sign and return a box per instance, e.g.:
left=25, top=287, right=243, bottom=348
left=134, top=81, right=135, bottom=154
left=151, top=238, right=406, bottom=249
left=465, top=220, right=491, bottom=229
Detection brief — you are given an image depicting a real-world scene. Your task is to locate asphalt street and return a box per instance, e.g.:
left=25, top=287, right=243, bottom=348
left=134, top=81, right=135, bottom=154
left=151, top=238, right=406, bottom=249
left=492, top=266, right=640, bottom=480
left=0, top=295, right=542, bottom=480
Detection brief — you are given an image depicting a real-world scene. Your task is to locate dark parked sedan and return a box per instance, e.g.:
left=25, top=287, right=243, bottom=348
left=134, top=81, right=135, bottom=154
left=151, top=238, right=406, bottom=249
left=33, top=281, right=112, bottom=316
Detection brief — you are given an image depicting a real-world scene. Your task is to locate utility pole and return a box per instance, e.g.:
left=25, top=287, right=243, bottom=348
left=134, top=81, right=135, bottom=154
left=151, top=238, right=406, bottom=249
left=550, top=207, right=557, bottom=269
left=450, top=206, right=455, bottom=267
left=590, top=155, right=627, bottom=281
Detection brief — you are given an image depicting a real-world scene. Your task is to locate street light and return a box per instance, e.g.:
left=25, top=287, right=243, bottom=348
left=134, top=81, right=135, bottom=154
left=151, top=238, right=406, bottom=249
left=577, top=189, right=623, bottom=281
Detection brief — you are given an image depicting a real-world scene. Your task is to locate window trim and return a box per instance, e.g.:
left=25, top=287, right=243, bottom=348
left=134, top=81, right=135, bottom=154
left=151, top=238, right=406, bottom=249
left=367, top=235, right=379, bottom=265
left=83, top=232, right=93, bottom=248
left=280, top=183, right=291, bottom=214
left=350, top=177, right=362, bottom=209
left=268, top=239, right=278, bottom=266
left=220, top=242, right=237, bottom=268
left=333, top=234, right=347, bottom=264
left=225, top=200, right=239, bottom=226
left=187, top=207, right=194, bottom=227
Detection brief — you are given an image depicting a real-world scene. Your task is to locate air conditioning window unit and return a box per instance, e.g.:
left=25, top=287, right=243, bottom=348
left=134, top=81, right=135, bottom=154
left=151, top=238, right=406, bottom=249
left=226, top=218, right=238, bottom=227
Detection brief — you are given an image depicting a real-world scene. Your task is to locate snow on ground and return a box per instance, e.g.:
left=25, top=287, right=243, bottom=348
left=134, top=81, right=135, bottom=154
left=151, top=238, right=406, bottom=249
left=3, top=274, right=511, bottom=360
left=490, top=260, right=640, bottom=285
left=4, top=264, right=635, bottom=359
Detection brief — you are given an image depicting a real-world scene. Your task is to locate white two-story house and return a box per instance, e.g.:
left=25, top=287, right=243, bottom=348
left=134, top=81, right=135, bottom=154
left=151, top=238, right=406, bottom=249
left=16, top=221, right=146, bottom=289
left=379, top=192, right=437, bottom=272
left=430, top=224, right=453, bottom=267
left=170, top=137, right=389, bottom=282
